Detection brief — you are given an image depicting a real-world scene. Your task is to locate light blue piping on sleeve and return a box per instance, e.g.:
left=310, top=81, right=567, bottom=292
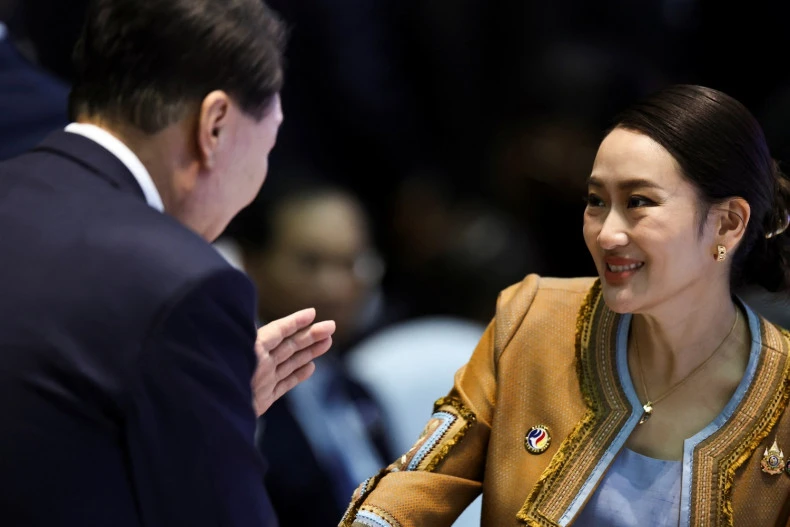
left=406, top=411, right=455, bottom=471
left=355, top=510, right=394, bottom=527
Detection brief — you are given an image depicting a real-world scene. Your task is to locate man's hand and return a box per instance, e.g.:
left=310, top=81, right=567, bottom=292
left=252, top=307, right=335, bottom=416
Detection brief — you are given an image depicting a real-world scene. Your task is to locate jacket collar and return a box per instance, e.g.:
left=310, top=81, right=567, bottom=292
left=33, top=129, right=147, bottom=204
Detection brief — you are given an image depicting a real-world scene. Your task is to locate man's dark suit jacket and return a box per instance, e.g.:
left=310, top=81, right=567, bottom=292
left=0, top=38, right=69, bottom=161
left=0, top=131, right=278, bottom=526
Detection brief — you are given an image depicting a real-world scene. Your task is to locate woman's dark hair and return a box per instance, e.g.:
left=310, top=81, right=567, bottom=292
left=608, top=84, right=790, bottom=292
left=69, top=0, right=287, bottom=133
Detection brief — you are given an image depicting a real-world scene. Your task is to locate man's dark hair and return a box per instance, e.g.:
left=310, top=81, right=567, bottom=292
left=69, top=0, right=286, bottom=133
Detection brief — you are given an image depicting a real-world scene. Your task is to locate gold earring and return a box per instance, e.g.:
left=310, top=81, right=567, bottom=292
left=716, top=244, right=726, bottom=262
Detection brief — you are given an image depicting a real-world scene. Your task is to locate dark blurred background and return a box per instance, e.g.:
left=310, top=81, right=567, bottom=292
left=6, top=0, right=790, bottom=325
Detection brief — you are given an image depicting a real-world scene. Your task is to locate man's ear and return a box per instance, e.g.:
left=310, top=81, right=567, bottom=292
left=196, top=90, right=232, bottom=170
left=716, top=197, right=750, bottom=251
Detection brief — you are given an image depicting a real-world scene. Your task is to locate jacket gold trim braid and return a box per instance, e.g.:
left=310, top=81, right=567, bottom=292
left=340, top=274, right=790, bottom=527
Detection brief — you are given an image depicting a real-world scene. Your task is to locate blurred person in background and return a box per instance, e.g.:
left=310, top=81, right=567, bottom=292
left=223, top=169, right=396, bottom=527
left=341, top=84, right=790, bottom=526
left=0, top=1, right=336, bottom=526
left=0, top=0, right=69, bottom=160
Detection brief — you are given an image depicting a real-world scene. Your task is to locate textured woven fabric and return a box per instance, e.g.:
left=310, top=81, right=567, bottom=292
left=340, top=274, right=790, bottom=527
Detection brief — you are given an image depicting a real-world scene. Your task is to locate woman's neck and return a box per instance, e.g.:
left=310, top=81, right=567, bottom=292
left=630, top=296, right=740, bottom=382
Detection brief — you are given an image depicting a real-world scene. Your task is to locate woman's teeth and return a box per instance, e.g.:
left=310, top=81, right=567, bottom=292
left=608, top=262, right=644, bottom=272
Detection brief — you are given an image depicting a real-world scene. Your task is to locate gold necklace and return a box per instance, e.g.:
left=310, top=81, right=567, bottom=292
left=635, top=309, right=740, bottom=425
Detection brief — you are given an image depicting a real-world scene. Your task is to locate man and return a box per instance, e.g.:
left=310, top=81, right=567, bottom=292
left=0, top=1, right=334, bottom=526
left=224, top=171, right=395, bottom=526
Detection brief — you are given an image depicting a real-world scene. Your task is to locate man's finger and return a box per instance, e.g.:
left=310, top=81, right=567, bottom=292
left=275, top=336, right=333, bottom=379
left=256, top=307, right=318, bottom=351
left=272, top=361, right=317, bottom=401
left=267, top=320, right=336, bottom=363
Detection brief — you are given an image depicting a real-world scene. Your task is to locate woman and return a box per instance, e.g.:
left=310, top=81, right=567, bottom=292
left=339, top=84, right=790, bottom=527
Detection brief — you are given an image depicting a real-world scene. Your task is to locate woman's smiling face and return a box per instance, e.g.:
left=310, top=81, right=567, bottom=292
left=583, top=127, right=718, bottom=315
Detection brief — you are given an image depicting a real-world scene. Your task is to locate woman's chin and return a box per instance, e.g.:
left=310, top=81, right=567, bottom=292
left=601, top=288, right=636, bottom=314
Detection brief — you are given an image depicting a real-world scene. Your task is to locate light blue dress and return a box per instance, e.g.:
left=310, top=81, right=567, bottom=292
left=573, top=448, right=681, bottom=526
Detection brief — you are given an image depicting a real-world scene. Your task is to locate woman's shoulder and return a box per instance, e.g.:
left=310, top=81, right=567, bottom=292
left=497, top=273, right=598, bottom=310
left=492, top=274, right=598, bottom=348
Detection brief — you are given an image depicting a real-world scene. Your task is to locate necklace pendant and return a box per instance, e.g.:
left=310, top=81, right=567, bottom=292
left=639, top=402, right=653, bottom=425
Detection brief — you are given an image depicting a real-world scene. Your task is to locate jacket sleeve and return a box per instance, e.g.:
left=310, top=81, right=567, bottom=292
left=339, top=275, right=540, bottom=527
left=123, top=268, right=279, bottom=527
left=338, top=324, right=494, bottom=527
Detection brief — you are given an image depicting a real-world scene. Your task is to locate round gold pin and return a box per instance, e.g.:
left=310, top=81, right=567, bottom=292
left=525, top=425, right=551, bottom=454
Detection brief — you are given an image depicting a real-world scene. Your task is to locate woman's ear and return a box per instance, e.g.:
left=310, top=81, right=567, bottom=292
left=716, top=197, right=750, bottom=250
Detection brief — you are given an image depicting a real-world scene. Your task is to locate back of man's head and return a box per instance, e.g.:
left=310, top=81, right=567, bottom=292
left=69, top=0, right=286, bottom=134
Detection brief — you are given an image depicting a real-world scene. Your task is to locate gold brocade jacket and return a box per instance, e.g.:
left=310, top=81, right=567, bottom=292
left=340, top=274, right=790, bottom=527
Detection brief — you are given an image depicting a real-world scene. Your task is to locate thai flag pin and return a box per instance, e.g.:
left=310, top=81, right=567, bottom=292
left=525, top=425, right=551, bottom=454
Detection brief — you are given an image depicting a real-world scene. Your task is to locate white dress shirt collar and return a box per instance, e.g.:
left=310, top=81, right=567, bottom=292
left=65, top=122, right=165, bottom=212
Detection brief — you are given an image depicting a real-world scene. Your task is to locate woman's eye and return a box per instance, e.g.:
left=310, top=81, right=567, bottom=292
left=584, top=194, right=604, bottom=207
left=627, top=195, right=654, bottom=208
